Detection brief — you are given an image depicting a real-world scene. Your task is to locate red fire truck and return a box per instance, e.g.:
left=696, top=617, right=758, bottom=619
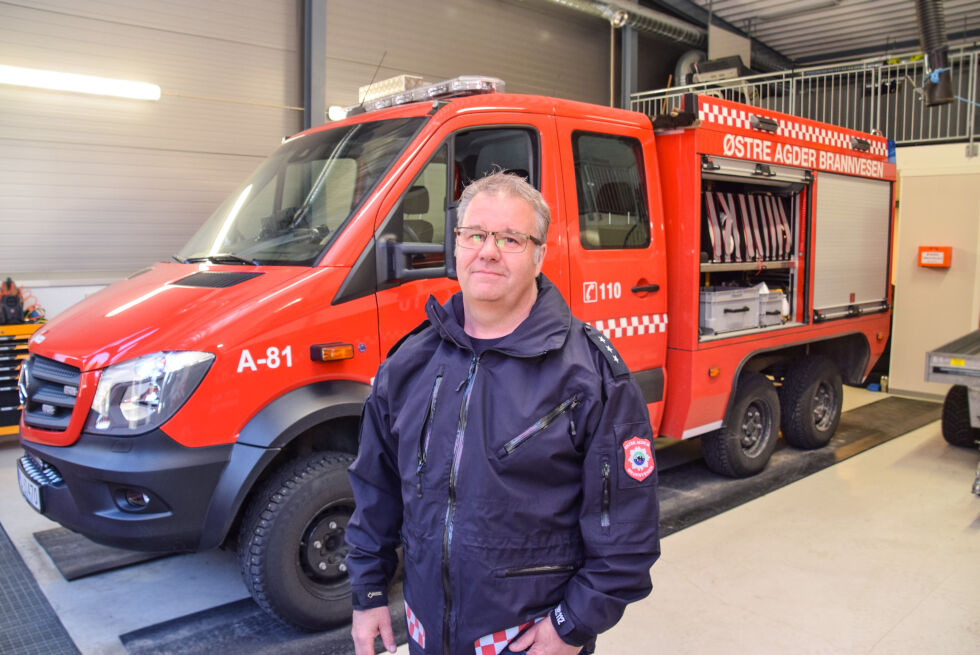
left=16, top=76, right=894, bottom=629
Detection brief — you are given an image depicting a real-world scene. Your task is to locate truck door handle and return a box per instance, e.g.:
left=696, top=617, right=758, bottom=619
left=631, top=284, right=660, bottom=293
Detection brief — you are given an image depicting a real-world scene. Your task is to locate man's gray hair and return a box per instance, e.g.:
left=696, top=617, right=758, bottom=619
left=457, top=171, right=551, bottom=243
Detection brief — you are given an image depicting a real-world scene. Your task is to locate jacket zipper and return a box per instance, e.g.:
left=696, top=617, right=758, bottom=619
left=416, top=375, right=443, bottom=498
left=498, top=396, right=580, bottom=457
left=600, top=458, right=611, bottom=529
left=443, top=354, right=480, bottom=655
left=501, top=564, right=578, bottom=577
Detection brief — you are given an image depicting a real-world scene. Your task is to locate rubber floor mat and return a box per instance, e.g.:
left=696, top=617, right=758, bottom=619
left=0, top=523, right=80, bottom=654
left=120, top=589, right=407, bottom=655
left=657, top=396, right=941, bottom=537
left=34, top=527, right=174, bottom=580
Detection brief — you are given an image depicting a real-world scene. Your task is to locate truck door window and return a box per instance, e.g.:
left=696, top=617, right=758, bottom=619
left=452, top=128, right=539, bottom=199
left=379, top=145, right=449, bottom=270
left=375, top=127, right=539, bottom=275
left=572, top=133, right=650, bottom=250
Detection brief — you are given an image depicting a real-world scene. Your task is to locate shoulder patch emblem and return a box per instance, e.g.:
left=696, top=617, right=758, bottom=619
left=583, top=324, right=630, bottom=378
left=623, top=436, right=654, bottom=481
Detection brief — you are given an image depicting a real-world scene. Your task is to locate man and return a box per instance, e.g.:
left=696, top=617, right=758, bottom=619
left=346, top=172, right=660, bottom=655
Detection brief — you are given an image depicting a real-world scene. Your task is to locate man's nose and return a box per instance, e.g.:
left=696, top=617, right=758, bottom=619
left=478, top=235, right=501, bottom=258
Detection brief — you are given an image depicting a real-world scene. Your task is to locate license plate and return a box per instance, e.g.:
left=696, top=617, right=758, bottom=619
left=17, top=463, right=43, bottom=512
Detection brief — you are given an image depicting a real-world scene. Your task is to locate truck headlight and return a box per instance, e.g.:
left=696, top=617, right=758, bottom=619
left=85, top=351, right=214, bottom=436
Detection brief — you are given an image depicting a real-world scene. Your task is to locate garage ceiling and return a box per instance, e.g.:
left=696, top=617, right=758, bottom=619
left=663, top=0, right=980, bottom=64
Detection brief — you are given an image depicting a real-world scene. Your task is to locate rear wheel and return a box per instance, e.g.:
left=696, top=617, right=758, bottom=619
left=780, top=356, right=843, bottom=449
left=238, top=451, right=355, bottom=631
left=702, top=372, right=780, bottom=477
left=941, top=385, right=980, bottom=448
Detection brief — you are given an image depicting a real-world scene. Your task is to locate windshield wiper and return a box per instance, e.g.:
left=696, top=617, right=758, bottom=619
left=171, top=255, right=186, bottom=263
left=184, top=254, right=259, bottom=265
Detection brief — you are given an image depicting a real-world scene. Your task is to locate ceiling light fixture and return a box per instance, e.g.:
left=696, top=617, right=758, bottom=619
left=0, top=64, right=161, bottom=100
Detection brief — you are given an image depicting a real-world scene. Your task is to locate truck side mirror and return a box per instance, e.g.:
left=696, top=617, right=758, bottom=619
left=376, top=205, right=458, bottom=283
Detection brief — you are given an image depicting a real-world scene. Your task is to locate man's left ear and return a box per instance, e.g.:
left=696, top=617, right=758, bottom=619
left=535, top=243, right=547, bottom=269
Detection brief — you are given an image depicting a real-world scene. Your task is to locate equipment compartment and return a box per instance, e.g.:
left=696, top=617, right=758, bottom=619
left=697, top=156, right=807, bottom=341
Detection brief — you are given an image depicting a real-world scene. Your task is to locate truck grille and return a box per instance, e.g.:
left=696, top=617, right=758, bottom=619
left=21, top=355, right=81, bottom=432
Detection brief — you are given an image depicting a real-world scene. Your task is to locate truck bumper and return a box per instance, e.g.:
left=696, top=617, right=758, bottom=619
left=18, top=429, right=233, bottom=552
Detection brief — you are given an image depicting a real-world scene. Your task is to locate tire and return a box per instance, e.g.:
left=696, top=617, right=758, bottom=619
left=941, top=385, right=980, bottom=448
left=702, top=372, right=780, bottom=477
left=779, top=356, right=843, bottom=450
left=238, top=451, right=356, bottom=631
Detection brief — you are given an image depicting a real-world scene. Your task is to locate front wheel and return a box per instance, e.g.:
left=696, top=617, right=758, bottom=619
left=702, top=372, right=780, bottom=478
left=238, top=451, right=355, bottom=631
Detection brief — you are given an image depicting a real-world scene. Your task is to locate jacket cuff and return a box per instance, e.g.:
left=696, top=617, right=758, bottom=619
left=549, top=602, right=594, bottom=647
left=351, top=586, right=389, bottom=610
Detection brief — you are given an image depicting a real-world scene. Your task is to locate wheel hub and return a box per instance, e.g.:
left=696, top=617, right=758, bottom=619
left=300, top=508, right=351, bottom=583
left=740, top=403, right=766, bottom=452
left=811, top=382, right=835, bottom=430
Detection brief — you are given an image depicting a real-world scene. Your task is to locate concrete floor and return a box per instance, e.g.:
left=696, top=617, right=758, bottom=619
left=2, top=387, right=978, bottom=654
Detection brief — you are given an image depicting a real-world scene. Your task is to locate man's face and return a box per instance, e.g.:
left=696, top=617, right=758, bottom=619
left=455, top=191, right=546, bottom=307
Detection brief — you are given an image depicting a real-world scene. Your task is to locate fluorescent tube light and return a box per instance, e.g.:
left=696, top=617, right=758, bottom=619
left=0, top=64, right=161, bottom=100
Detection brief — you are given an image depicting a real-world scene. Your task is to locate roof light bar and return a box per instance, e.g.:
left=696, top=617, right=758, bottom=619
left=342, top=75, right=505, bottom=118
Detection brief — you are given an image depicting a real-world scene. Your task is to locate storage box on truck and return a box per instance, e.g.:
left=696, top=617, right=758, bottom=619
left=16, top=77, right=894, bottom=629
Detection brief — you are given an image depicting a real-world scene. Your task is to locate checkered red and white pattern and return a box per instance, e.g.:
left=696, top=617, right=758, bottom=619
left=593, top=313, right=668, bottom=340
left=473, top=617, right=545, bottom=655
left=698, top=101, right=888, bottom=157
left=405, top=601, right=426, bottom=649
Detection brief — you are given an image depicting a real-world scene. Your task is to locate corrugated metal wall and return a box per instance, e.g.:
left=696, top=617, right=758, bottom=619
left=324, top=0, right=609, bottom=109
left=0, top=0, right=610, bottom=279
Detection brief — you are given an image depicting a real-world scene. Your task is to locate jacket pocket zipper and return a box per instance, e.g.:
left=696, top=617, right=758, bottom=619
left=416, top=375, right=443, bottom=498
left=498, top=396, right=580, bottom=458
left=501, top=564, right=578, bottom=578
left=600, top=458, right=611, bottom=529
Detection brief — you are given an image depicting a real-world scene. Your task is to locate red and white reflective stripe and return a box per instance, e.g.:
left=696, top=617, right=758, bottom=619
left=474, top=617, right=545, bottom=655
left=698, top=101, right=888, bottom=156
left=405, top=601, right=426, bottom=649
left=593, top=313, right=668, bottom=340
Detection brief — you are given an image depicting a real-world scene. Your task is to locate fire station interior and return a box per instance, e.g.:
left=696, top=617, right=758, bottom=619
left=1, top=2, right=979, bottom=654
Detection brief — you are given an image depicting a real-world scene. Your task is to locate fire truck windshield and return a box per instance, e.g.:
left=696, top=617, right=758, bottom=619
left=178, top=116, right=426, bottom=266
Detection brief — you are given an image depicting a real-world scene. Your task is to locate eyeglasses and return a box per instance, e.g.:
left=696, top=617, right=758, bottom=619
left=454, top=226, right=543, bottom=253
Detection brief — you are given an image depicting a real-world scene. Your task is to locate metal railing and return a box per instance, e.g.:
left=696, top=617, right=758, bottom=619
left=631, top=47, right=979, bottom=151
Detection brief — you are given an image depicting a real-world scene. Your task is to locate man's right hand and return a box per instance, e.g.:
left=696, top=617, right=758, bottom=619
left=352, top=606, right=397, bottom=655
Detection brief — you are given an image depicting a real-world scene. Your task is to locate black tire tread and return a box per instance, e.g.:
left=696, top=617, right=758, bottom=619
left=238, top=451, right=355, bottom=630
left=780, top=355, right=842, bottom=450
left=702, top=372, right=780, bottom=478
left=941, top=385, right=980, bottom=448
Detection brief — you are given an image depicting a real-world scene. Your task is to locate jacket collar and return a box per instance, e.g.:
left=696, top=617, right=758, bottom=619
left=425, top=274, right=570, bottom=357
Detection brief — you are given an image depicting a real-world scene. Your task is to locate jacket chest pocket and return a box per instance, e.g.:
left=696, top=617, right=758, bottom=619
left=414, top=374, right=443, bottom=498
left=495, top=395, right=580, bottom=460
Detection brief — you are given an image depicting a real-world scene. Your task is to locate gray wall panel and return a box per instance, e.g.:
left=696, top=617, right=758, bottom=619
left=0, top=0, right=303, bottom=276
left=324, top=0, right=609, bottom=109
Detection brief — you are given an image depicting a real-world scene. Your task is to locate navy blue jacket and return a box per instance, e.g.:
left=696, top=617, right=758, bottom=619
left=346, top=276, right=660, bottom=654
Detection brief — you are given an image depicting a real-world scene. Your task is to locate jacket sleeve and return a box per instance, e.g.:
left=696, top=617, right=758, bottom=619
left=551, top=349, right=661, bottom=645
left=345, top=362, right=404, bottom=610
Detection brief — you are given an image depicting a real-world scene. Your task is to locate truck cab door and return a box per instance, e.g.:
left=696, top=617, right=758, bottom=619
left=555, top=118, right=668, bottom=419
left=373, top=113, right=564, bottom=357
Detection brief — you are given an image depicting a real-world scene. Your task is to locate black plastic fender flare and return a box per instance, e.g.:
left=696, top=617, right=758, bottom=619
left=197, top=380, right=371, bottom=550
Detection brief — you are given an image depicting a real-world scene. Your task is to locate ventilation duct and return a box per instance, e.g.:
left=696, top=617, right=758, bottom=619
left=543, top=0, right=788, bottom=71
left=915, top=0, right=954, bottom=106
